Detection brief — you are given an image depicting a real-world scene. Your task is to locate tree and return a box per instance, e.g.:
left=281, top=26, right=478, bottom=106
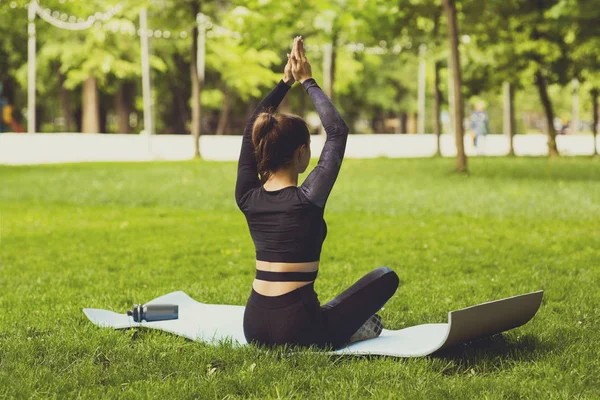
left=0, top=2, right=28, bottom=108
left=432, top=10, right=445, bottom=155
left=592, top=88, right=599, bottom=156
left=13, top=1, right=160, bottom=133
left=458, top=0, right=526, bottom=156
left=508, top=0, right=573, bottom=157
left=567, top=0, right=600, bottom=156
left=190, top=1, right=202, bottom=156
left=460, top=0, right=582, bottom=158
left=442, top=0, right=467, bottom=172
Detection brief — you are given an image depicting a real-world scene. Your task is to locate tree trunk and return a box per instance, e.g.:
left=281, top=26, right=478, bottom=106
left=417, top=44, right=427, bottom=134
left=74, top=106, right=82, bottom=132
left=329, top=29, right=338, bottom=103
left=442, top=0, right=467, bottom=172
left=408, top=113, right=417, bottom=134
left=592, top=88, right=599, bottom=156
left=400, top=112, right=408, bottom=134
left=57, top=68, right=73, bottom=132
left=82, top=76, right=99, bottom=133
left=190, top=1, right=202, bottom=157
left=173, top=84, right=190, bottom=133
left=572, top=79, right=579, bottom=135
left=35, top=107, right=43, bottom=133
left=371, top=107, right=384, bottom=133
left=99, top=93, right=108, bottom=133
left=323, top=27, right=338, bottom=103
left=115, top=82, right=133, bottom=134
left=503, top=82, right=516, bottom=156
left=171, top=53, right=191, bottom=134
left=115, top=87, right=127, bottom=133
left=433, top=61, right=442, bottom=156
left=432, top=11, right=442, bottom=155
left=216, top=87, right=231, bottom=135
left=534, top=69, right=559, bottom=157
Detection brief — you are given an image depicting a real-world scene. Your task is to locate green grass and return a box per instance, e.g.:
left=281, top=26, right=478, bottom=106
left=1, top=157, right=599, bottom=399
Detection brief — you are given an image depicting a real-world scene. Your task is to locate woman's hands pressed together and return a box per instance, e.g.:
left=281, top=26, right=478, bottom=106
left=283, top=36, right=312, bottom=86
left=290, top=36, right=312, bottom=84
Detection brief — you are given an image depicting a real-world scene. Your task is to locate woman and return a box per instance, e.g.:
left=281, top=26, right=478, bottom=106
left=235, top=37, right=399, bottom=349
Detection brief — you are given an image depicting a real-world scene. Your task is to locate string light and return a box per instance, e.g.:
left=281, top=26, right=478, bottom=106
left=22, top=3, right=407, bottom=52
left=26, top=1, right=189, bottom=40
left=31, top=1, right=123, bottom=31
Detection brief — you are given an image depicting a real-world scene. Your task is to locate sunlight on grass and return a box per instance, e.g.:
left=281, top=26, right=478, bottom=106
left=1, top=157, right=599, bottom=398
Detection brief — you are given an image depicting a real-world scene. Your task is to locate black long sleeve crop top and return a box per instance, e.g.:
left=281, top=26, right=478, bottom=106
left=235, top=78, right=349, bottom=263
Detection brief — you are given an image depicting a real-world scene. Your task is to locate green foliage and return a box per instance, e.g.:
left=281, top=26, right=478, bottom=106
left=205, top=35, right=281, bottom=101
left=567, top=0, right=600, bottom=90
left=1, top=0, right=598, bottom=134
left=200, top=88, right=225, bottom=110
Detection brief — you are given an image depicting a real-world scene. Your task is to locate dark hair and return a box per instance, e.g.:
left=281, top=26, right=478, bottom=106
left=252, top=111, right=310, bottom=183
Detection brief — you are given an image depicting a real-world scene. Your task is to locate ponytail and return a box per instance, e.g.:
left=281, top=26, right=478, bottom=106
left=251, top=112, right=310, bottom=184
left=252, top=112, right=277, bottom=183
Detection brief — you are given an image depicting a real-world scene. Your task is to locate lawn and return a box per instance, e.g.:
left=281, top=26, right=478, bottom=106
left=1, top=157, right=599, bottom=398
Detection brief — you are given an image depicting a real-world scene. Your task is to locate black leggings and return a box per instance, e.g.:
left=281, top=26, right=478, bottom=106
left=243, top=266, right=399, bottom=349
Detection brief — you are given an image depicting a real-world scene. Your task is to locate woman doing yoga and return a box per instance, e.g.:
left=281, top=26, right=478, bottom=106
left=236, top=37, right=399, bottom=349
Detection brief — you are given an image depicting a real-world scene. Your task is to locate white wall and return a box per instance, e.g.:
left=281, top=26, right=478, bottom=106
left=0, top=133, right=597, bottom=165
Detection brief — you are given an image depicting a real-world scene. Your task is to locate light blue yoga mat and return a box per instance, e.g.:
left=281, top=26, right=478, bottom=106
left=84, top=290, right=543, bottom=358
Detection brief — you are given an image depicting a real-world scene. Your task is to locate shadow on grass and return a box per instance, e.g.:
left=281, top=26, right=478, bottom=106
left=328, top=332, right=550, bottom=373
left=123, top=325, right=550, bottom=374
left=431, top=332, right=549, bottom=371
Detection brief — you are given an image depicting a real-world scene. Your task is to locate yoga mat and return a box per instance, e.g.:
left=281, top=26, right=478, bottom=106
left=84, top=290, right=543, bottom=358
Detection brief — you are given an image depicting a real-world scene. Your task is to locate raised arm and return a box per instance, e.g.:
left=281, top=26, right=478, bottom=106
left=289, top=37, right=349, bottom=208
left=235, top=81, right=292, bottom=207
left=298, top=79, right=349, bottom=207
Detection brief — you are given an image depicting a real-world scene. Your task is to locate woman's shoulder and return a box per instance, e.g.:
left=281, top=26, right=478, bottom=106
left=242, top=186, right=319, bottom=212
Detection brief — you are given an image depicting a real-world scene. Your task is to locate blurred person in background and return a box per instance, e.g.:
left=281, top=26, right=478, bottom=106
left=0, top=83, right=24, bottom=133
left=470, top=102, right=489, bottom=150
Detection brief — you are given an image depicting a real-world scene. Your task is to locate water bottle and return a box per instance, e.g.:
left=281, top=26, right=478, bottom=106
left=127, top=304, right=179, bottom=322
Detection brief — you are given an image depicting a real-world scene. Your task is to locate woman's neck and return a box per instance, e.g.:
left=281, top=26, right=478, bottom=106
left=264, top=169, right=299, bottom=190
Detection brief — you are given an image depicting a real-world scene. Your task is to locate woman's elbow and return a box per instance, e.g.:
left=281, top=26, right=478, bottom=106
left=341, top=123, right=349, bottom=135
left=328, top=121, right=349, bottom=137
left=336, top=117, right=350, bottom=135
